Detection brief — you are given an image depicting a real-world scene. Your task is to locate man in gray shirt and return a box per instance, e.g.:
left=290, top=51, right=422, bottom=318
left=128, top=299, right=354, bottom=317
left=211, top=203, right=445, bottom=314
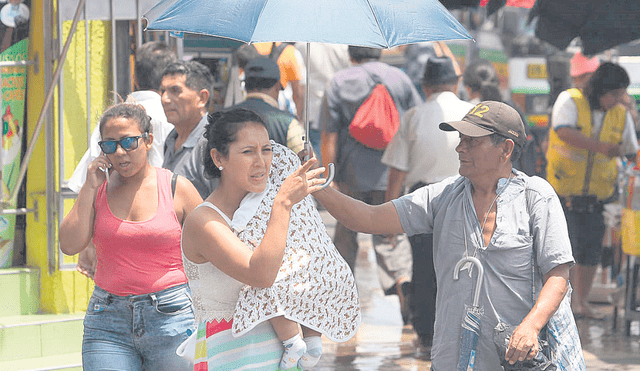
left=313, top=101, right=580, bottom=370
left=160, top=61, right=212, bottom=182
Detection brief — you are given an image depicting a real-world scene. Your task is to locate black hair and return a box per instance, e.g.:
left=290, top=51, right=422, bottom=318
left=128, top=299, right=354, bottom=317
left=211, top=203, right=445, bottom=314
left=348, top=46, right=382, bottom=63
left=99, top=103, right=152, bottom=137
left=203, top=108, right=268, bottom=179
left=490, top=133, right=521, bottom=163
left=134, top=42, right=177, bottom=91
left=584, top=62, right=630, bottom=110
left=245, top=77, right=279, bottom=91
left=463, top=59, right=500, bottom=93
left=479, top=83, right=503, bottom=102
left=162, top=60, right=215, bottom=106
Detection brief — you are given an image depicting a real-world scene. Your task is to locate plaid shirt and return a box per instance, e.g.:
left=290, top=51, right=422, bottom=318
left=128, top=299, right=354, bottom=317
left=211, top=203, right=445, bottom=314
left=545, top=288, right=586, bottom=370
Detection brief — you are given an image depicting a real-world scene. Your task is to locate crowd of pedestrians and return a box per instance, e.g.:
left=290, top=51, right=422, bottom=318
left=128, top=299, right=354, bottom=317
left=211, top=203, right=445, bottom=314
left=61, top=39, right=640, bottom=370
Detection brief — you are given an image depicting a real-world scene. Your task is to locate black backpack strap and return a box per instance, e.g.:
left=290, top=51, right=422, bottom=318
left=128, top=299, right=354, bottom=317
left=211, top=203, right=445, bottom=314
left=268, top=42, right=288, bottom=62
left=171, top=172, right=178, bottom=198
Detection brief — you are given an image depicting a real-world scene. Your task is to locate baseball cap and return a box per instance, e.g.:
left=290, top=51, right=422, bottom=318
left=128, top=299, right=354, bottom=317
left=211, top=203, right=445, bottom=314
left=422, top=56, right=459, bottom=86
left=439, top=101, right=526, bottom=147
left=570, top=52, right=600, bottom=77
left=244, top=57, right=281, bottom=81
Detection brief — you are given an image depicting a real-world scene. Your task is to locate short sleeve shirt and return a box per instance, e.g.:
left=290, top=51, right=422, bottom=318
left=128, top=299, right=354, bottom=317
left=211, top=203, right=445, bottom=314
left=163, top=115, right=207, bottom=174
left=392, top=171, right=574, bottom=370
left=254, top=43, right=303, bottom=89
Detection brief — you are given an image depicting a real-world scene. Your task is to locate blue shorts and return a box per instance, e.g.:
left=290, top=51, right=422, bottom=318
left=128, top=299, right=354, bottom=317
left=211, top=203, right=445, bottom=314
left=564, top=208, right=605, bottom=266
left=82, top=284, right=195, bottom=371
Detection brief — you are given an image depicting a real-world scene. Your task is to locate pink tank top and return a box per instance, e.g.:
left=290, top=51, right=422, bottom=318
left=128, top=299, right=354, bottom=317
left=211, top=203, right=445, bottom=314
left=93, top=167, right=187, bottom=296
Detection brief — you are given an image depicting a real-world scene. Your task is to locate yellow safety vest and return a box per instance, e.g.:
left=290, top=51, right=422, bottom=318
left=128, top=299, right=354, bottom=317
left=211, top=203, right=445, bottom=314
left=546, top=88, right=626, bottom=200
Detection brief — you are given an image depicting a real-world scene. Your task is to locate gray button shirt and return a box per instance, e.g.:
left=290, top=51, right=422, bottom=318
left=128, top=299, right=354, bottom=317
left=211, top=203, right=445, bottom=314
left=163, top=115, right=213, bottom=198
left=392, top=171, right=574, bottom=370
left=163, top=115, right=208, bottom=173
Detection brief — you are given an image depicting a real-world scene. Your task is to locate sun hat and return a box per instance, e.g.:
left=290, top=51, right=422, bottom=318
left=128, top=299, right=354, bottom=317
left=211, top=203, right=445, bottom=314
left=422, top=55, right=460, bottom=86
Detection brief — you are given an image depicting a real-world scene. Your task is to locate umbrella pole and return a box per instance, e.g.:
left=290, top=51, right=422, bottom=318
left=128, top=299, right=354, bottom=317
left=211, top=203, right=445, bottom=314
left=305, top=42, right=310, bottom=146
left=302, top=42, right=335, bottom=189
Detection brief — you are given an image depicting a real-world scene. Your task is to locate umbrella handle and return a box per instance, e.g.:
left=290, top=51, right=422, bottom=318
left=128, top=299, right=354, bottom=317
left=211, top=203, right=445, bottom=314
left=319, top=163, right=335, bottom=190
left=303, top=140, right=334, bottom=190
left=454, top=256, right=484, bottom=307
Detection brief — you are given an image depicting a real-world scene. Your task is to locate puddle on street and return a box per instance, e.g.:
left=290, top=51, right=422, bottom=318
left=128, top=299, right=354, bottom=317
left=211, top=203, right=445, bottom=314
left=315, top=219, right=430, bottom=371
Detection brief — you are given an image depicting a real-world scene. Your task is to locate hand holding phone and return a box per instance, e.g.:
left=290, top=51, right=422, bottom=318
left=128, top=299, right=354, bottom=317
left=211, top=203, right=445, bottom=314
left=98, top=165, right=110, bottom=183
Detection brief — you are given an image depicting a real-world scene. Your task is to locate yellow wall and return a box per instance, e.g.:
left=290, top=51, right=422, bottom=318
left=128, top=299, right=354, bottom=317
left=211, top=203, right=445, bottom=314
left=26, top=3, right=111, bottom=314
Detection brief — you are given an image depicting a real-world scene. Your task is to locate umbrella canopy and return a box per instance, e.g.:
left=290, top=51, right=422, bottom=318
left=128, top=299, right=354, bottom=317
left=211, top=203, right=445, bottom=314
left=144, top=0, right=472, bottom=48
left=529, top=0, right=640, bottom=55
left=144, top=0, right=471, bottom=188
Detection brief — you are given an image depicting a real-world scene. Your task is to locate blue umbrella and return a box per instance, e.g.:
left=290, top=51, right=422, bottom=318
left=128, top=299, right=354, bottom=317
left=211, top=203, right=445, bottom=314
left=144, top=0, right=472, bottom=186
left=144, top=0, right=471, bottom=48
left=454, top=256, right=484, bottom=371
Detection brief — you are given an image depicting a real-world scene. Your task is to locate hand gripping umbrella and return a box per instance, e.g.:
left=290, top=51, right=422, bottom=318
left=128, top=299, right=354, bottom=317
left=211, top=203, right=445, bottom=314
left=144, top=0, right=472, bottom=187
left=454, top=255, right=484, bottom=371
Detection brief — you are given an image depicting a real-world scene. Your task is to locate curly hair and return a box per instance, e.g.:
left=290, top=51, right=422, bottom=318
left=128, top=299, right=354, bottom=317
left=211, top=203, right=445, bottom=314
left=99, top=103, right=152, bottom=137
left=203, top=108, right=268, bottom=179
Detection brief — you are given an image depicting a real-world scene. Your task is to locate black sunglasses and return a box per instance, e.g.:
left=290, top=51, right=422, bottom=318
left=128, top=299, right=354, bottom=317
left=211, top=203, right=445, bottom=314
left=98, top=133, right=148, bottom=154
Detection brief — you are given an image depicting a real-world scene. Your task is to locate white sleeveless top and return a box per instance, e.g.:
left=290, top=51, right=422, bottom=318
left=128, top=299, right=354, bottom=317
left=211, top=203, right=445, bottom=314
left=182, top=201, right=243, bottom=323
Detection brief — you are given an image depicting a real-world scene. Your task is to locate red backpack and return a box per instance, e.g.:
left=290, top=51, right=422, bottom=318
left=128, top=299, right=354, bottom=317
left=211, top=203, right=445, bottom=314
left=348, top=71, right=399, bottom=151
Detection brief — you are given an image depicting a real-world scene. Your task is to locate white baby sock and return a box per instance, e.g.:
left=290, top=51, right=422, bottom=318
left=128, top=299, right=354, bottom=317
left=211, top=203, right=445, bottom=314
left=280, top=334, right=306, bottom=370
left=298, top=336, right=323, bottom=369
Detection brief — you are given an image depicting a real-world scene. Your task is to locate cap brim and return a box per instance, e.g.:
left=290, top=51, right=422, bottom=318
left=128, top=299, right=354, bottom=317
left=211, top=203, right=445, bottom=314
left=439, top=120, right=494, bottom=137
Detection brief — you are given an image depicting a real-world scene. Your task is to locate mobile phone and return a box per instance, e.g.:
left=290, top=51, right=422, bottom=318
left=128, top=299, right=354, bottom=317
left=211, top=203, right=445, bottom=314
left=99, top=165, right=109, bottom=183
left=99, top=152, right=110, bottom=183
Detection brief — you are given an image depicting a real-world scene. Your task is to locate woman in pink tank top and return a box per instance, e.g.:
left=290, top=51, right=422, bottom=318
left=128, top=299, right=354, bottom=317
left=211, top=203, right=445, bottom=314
left=60, top=103, right=202, bottom=371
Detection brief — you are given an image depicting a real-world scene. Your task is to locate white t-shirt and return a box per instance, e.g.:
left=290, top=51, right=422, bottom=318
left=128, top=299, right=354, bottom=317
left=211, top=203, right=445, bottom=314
left=382, top=91, right=474, bottom=188
left=551, top=90, right=639, bottom=156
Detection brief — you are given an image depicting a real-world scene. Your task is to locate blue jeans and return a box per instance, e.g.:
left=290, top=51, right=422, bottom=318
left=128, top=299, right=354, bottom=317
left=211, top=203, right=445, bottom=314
left=82, top=284, right=195, bottom=371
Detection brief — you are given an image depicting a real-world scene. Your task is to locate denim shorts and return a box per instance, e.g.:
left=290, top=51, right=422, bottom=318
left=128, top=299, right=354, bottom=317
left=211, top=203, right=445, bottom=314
left=82, top=284, right=195, bottom=371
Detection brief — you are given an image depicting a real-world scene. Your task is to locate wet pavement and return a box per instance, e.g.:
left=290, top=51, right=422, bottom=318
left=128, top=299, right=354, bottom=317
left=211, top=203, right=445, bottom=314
left=314, top=209, right=640, bottom=370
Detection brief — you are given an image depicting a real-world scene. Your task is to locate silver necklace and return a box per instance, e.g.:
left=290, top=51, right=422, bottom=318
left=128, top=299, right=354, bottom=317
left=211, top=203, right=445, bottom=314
left=461, top=172, right=513, bottom=274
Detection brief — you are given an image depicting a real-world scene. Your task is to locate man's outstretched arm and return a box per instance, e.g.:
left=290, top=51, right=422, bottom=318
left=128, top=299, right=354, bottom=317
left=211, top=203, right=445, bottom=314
left=313, top=184, right=404, bottom=236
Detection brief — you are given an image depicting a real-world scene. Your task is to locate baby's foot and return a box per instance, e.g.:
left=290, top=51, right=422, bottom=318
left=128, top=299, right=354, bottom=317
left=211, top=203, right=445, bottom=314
left=298, top=336, right=323, bottom=369
left=280, top=334, right=306, bottom=370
